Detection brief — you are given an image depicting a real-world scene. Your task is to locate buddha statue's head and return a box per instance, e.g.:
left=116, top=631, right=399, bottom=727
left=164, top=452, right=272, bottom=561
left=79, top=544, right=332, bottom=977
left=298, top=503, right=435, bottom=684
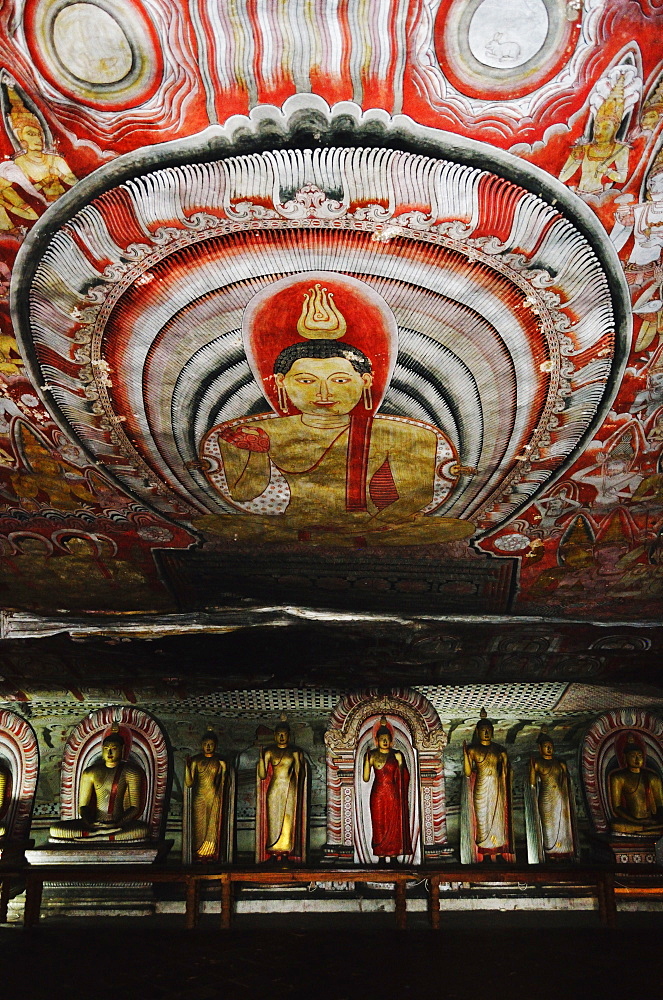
left=272, top=284, right=373, bottom=417
left=101, top=725, right=125, bottom=767
left=474, top=708, right=494, bottom=746
left=537, top=727, right=554, bottom=759
left=274, top=716, right=290, bottom=749
left=375, top=716, right=393, bottom=752
left=623, top=735, right=646, bottom=772
left=201, top=729, right=218, bottom=756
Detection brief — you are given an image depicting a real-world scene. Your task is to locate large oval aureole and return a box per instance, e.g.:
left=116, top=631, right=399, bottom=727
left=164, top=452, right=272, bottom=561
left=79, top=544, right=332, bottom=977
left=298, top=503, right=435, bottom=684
left=53, top=3, right=133, bottom=85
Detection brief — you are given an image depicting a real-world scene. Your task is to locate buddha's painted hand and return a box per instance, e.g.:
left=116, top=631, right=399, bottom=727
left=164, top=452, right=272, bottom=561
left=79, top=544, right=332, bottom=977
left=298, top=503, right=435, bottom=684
left=220, top=425, right=270, bottom=452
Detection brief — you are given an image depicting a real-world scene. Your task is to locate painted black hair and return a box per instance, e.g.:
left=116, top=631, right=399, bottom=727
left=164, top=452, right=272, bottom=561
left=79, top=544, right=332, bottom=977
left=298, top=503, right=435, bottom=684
left=273, top=339, right=372, bottom=376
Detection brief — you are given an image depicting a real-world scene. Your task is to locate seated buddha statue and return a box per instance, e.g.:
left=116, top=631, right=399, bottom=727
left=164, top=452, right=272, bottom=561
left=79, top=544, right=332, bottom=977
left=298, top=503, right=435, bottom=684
left=49, top=725, right=149, bottom=843
left=608, top=734, right=663, bottom=836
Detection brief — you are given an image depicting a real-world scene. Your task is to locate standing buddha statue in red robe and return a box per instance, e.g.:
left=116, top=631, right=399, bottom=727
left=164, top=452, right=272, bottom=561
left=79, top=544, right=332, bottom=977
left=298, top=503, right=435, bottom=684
left=363, top=717, right=412, bottom=865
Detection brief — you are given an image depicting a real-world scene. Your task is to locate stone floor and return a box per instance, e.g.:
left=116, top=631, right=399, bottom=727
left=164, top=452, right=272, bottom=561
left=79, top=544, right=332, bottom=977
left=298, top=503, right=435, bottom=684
left=2, top=912, right=662, bottom=999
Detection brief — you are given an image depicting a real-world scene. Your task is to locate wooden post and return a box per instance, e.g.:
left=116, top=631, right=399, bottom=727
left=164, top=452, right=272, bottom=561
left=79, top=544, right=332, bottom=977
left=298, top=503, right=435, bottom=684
left=23, top=871, right=43, bottom=929
left=394, top=878, right=407, bottom=929
left=221, top=875, right=232, bottom=930
left=599, top=871, right=617, bottom=929
left=185, top=876, right=200, bottom=930
left=429, top=874, right=441, bottom=930
left=0, top=874, right=10, bottom=924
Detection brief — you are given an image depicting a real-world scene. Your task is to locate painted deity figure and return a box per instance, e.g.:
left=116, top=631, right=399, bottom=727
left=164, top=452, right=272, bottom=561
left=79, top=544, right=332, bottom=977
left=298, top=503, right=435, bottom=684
left=6, top=84, right=76, bottom=203
left=608, top=733, right=663, bottom=837
left=571, top=436, right=642, bottom=507
left=525, top=729, right=577, bottom=863
left=198, top=279, right=474, bottom=546
left=0, top=759, right=9, bottom=838
left=256, top=717, right=308, bottom=863
left=559, top=73, right=631, bottom=196
left=49, top=725, right=149, bottom=842
left=184, top=729, right=227, bottom=862
left=461, top=709, right=514, bottom=864
left=612, top=165, right=663, bottom=269
left=362, top=716, right=412, bottom=865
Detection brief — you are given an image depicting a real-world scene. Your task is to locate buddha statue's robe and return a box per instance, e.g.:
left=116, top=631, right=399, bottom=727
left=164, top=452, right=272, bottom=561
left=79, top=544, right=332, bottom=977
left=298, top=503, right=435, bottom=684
left=368, top=750, right=412, bottom=859
left=256, top=741, right=308, bottom=862
left=461, top=741, right=514, bottom=863
left=609, top=765, right=663, bottom=836
left=185, top=753, right=226, bottom=860
left=526, top=757, right=576, bottom=862
left=49, top=758, right=149, bottom=843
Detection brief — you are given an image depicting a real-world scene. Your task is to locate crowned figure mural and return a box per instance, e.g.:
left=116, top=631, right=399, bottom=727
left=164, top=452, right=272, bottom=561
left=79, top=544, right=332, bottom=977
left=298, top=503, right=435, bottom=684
left=197, top=272, right=474, bottom=547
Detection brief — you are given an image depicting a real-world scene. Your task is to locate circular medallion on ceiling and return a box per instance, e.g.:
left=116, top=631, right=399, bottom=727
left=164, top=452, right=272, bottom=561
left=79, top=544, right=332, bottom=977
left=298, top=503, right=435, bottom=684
left=436, top=0, right=582, bottom=100
left=23, top=0, right=162, bottom=109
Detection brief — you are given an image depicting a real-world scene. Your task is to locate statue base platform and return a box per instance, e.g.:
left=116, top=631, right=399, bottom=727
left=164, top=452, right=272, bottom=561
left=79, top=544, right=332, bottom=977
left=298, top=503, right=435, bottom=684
left=590, top=834, right=662, bottom=866
left=0, top=839, right=33, bottom=863
left=25, top=840, right=172, bottom=865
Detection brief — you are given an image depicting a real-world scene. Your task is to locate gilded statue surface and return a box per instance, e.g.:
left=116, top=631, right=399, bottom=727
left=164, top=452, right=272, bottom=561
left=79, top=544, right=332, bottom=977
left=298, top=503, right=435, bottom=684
left=256, top=718, right=308, bottom=862
left=184, top=729, right=227, bottom=862
left=0, top=759, right=9, bottom=838
left=50, top=726, right=149, bottom=843
left=461, top=710, right=514, bottom=863
left=608, top=733, right=663, bottom=836
left=362, top=716, right=412, bottom=864
left=525, top=729, right=577, bottom=863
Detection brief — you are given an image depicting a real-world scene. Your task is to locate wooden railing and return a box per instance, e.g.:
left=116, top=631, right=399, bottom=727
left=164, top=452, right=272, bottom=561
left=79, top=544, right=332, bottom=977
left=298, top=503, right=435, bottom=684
left=0, top=862, right=657, bottom=929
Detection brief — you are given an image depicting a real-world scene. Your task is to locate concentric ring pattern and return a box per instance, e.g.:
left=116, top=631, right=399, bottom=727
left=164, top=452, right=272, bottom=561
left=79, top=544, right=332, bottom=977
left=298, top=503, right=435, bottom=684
left=18, top=145, right=625, bottom=535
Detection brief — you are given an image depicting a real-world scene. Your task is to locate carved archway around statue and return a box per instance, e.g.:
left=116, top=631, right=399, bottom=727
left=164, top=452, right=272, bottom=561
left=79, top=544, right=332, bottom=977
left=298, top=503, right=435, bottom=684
left=59, top=706, right=171, bottom=841
left=324, top=688, right=449, bottom=863
left=581, top=709, right=663, bottom=839
left=0, top=708, right=39, bottom=856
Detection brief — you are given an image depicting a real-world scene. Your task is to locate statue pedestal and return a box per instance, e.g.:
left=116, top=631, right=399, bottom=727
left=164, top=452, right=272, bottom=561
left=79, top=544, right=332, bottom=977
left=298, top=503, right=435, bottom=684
left=590, top=834, right=660, bottom=866
left=25, top=840, right=172, bottom=865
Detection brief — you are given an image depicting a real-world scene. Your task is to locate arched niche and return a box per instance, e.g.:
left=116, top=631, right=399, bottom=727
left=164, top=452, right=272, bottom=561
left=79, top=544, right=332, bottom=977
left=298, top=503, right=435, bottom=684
left=324, top=688, right=449, bottom=864
left=581, top=708, right=663, bottom=865
left=0, top=708, right=39, bottom=857
left=58, top=706, right=171, bottom=842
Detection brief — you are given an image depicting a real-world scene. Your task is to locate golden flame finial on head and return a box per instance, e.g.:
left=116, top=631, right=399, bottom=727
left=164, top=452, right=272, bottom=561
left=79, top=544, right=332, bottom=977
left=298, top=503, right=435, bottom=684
left=110, top=722, right=120, bottom=734
left=297, top=284, right=347, bottom=340
left=479, top=707, right=488, bottom=720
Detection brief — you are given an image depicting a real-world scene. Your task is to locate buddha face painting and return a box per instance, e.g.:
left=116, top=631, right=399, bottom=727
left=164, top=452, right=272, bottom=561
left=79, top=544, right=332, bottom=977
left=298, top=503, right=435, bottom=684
left=275, top=353, right=372, bottom=420
left=198, top=272, right=474, bottom=546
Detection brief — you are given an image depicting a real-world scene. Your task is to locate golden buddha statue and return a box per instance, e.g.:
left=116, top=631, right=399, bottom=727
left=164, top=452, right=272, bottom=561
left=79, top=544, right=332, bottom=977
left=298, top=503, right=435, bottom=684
left=461, top=709, right=514, bottom=863
left=196, top=281, right=474, bottom=547
left=7, top=86, right=76, bottom=203
left=362, top=717, right=412, bottom=864
left=525, top=728, right=576, bottom=863
left=256, top=716, right=307, bottom=863
left=608, top=733, right=663, bottom=836
left=0, top=759, right=9, bottom=838
left=49, top=725, right=149, bottom=842
left=559, top=74, right=630, bottom=195
left=184, top=728, right=227, bottom=862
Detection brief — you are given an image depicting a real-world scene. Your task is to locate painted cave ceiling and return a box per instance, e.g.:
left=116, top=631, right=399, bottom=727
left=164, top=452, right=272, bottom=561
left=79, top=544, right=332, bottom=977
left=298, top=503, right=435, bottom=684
left=0, top=0, right=661, bottom=664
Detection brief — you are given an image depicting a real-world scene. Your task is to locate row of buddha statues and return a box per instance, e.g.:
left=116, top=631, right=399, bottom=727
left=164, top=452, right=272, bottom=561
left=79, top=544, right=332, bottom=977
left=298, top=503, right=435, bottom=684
left=1, top=694, right=662, bottom=868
